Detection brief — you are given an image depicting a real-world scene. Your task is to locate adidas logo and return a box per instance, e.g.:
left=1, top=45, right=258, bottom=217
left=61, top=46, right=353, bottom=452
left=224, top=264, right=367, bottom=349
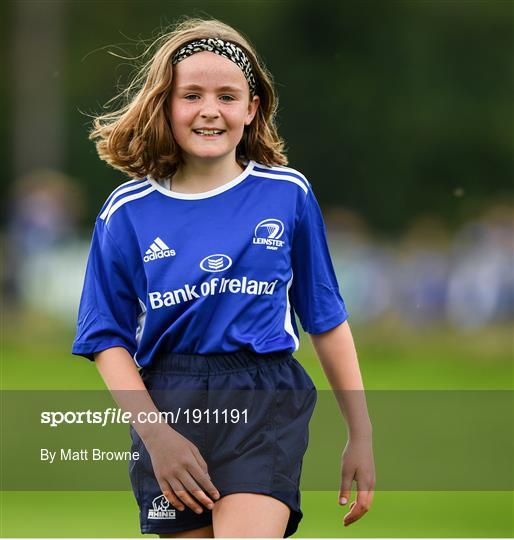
left=144, top=237, right=176, bottom=263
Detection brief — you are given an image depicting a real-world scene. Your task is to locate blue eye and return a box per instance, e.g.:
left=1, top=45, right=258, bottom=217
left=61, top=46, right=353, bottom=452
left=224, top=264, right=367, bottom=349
left=220, top=95, right=235, bottom=102
left=184, top=94, right=199, bottom=100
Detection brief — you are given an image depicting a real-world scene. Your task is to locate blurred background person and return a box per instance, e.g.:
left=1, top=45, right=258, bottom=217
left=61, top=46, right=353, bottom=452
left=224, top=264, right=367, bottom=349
left=3, top=169, right=84, bottom=314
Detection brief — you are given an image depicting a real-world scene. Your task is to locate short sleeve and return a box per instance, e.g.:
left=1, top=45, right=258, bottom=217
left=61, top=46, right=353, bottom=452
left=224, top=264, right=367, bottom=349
left=72, top=219, right=139, bottom=361
left=290, top=187, right=349, bottom=334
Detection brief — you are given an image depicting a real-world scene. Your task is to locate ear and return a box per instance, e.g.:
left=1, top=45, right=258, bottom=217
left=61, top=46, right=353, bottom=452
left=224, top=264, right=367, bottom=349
left=244, top=95, right=260, bottom=126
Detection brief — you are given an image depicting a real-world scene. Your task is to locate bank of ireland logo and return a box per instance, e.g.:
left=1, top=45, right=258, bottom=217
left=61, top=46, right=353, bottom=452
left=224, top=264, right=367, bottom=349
left=148, top=494, right=176, bottom=520
left=200, top=253, right=233, bottom=272
left=253, top=218, right=285, bottom=250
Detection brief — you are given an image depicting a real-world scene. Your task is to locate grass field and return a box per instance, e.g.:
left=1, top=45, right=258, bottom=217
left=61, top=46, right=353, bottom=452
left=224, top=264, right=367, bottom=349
left=1, top=309, right=512, bottom=537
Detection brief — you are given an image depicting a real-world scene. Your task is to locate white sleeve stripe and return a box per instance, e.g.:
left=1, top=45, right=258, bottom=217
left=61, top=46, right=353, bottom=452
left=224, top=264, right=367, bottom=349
left=100, top=181, right=151, bottom=220
left=108, top=178, right=146, bottom=197
left=104, top=178, right=148, bottom=208
left=104, top=186, right=156, bottom=223
left=268, top=165, right=310, bottom=187
left=284, top=271, right=300, bottom=351
left=251, top=171, right=308, bottom=194
left=253, top=164, right=310, bottom=188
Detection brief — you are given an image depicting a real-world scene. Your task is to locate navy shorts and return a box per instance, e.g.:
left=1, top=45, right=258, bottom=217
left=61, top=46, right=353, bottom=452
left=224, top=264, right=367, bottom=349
left=128, top=349, right=317, bottom=537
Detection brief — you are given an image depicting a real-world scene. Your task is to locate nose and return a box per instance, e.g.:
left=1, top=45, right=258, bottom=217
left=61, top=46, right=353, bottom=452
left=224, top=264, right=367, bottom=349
left=200, top=95, right=220, bottom=119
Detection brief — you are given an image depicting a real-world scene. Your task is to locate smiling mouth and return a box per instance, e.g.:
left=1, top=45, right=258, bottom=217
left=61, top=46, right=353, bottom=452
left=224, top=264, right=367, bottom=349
left=193, top=129, right=226, bottom=136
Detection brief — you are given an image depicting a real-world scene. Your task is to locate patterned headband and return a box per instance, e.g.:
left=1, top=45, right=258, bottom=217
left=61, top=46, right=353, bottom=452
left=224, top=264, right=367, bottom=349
left=172, top=38, right=257, bottom=95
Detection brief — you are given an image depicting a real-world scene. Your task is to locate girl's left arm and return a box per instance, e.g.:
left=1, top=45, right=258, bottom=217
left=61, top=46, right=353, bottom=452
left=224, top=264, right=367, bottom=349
left=310, top=320, right=375, bottom=527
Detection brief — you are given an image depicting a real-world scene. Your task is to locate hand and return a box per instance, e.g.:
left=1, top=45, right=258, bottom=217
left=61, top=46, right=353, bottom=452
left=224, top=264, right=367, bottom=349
left=143, top=425, right=220, bottom=514
left=338, top=438, right=375, bottom=526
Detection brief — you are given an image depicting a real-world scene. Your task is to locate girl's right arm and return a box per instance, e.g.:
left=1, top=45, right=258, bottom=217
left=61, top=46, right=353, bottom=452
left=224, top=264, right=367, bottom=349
left=94, top=346, right=220, bottom=513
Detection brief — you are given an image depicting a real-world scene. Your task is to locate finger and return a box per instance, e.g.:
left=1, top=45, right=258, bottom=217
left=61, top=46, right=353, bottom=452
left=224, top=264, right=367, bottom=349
left=343, top=501, right=358, bottom=526
left=188, top=461, right=221, bottom=502
left=359, top=486, right=374, bottom=509
left=179, top=472, right=216, bottom=510
left=343, top=487, right=372, bottom=526
left=343, top=504, right=367, bottom=526
left=157, top=479, right=185, bottom=511
left=170, top=479, right=204, bottom=514
left=355, top=474, right=375, bottom=510
left=339, top=470, right=355, bottom=506
left=191, top=446, right=209, bottom=475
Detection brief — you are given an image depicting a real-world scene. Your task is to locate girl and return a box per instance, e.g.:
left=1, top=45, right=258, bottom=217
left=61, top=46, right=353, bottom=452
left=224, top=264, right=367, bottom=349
left=73, top=17, right=375, bottom=538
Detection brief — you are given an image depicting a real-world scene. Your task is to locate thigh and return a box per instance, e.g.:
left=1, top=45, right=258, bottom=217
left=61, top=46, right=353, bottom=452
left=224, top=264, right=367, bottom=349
left=212, top=493, right=290, bottom=538
left=159, top=524, right=213, bottom=538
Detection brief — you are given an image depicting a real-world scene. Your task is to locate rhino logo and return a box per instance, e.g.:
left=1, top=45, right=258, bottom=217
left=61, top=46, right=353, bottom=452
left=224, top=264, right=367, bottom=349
left=148, top=494, right=176, bottom=520
left=152, top=494, right=170, bottom=511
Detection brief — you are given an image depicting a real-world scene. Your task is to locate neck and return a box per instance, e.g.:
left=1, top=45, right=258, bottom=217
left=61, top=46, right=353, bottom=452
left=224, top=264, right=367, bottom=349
left=171, top=154, right=245, bottom=194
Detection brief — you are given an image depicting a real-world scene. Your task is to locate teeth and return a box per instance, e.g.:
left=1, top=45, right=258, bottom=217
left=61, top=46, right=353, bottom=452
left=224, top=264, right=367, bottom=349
left=195, top=129, right=223, bottom=135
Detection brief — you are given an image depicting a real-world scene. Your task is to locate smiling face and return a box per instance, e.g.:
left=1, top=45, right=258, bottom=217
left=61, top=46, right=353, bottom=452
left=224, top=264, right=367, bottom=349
left=169, top=51, right=260, bottom=165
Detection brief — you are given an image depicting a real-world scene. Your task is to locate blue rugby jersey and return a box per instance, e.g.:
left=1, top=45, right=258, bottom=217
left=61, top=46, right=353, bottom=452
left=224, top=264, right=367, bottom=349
left=72, top=160, right=349, bottom=366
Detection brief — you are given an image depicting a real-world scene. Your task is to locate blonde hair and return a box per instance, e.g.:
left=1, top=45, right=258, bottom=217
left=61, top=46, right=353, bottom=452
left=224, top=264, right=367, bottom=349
left=90, top=17, right=288, bottom=180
